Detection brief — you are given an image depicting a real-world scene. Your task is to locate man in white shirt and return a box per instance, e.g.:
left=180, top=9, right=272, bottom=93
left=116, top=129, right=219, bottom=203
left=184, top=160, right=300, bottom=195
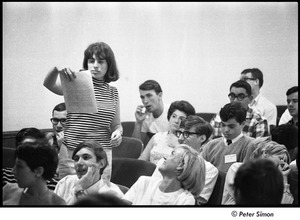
left=240, top=68, right=277, bottom=129
left=132, top=80, right=169, bottom=146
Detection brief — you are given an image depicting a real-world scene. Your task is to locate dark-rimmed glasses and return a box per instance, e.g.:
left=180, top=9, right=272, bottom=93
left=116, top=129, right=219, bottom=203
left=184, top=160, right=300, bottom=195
left=175, top=130, right=201, bottom=139
left=228, top=93, right=249, bottom=101
left=50, top=118, right=66, bottom=125
left=241, top=77, right=256, bottom=81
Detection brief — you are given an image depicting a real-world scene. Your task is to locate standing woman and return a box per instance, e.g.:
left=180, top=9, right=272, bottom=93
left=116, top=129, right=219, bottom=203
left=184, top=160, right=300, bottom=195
left=43, top=42, right=123, bottom=181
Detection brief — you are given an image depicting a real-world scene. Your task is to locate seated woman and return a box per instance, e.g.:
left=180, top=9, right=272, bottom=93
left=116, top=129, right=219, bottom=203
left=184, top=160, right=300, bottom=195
left=138, top=100, right=195, bottom=165
left=222, top=140, right=293, bottom=205
left=54, top=140, right=124, bottom=205
left=3, top=141, right=66, bottom=205
left=123, top=144, right=206, bottom=205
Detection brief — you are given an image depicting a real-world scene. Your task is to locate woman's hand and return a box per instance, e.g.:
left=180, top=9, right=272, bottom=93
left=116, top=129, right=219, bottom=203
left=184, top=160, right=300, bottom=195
left=278, top=161, right=291, bottom=183
left=59, top=67, right=77, bottom=81
left=111, top=129, right=122, bottom=147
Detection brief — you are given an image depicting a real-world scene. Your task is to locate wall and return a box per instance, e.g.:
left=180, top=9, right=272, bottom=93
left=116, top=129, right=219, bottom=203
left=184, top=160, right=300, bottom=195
left=3, top=2, right=298, bottom=131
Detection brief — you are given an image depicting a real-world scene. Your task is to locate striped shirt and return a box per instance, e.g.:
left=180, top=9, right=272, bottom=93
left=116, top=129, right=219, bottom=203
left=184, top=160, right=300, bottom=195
left=63, top=78, right=119, bottom=151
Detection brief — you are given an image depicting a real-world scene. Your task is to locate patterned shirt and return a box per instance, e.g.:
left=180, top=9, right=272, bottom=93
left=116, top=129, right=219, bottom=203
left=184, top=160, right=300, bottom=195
left=63, top=78, right=119, bottom=151
left=210, top=107, right=269, bottom=139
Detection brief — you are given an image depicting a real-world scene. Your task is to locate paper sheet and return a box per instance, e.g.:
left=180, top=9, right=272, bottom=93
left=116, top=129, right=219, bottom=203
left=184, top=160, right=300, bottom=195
left=60, top=70, right=98, bottom=113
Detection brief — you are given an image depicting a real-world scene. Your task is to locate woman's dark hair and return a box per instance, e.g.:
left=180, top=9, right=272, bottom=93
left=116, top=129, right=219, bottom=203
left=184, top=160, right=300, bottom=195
left=233, top=158, right=283, bottom=206
left=83, top=42, right=119, bottom=83
left=15, top=142, right=58, bottom=180
left=167, top=100, right=196, bottom=121
left=74, top=193, right=130, bottom=206
left=72, top=140, right=108, bottom=175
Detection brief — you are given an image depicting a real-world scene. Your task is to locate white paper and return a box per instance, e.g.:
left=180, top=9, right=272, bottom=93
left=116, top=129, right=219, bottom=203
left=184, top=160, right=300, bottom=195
left=60, top=70, right=98, bottom=113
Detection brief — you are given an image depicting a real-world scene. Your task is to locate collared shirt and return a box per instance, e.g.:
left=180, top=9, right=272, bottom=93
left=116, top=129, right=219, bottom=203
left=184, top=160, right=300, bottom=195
left=287, top=118, right=298, bottom=127
left=210, top=107, right=269, bottom=139
left=249, top=93, right=277, bottom=126
left=223, top=133, right=243, bottom=146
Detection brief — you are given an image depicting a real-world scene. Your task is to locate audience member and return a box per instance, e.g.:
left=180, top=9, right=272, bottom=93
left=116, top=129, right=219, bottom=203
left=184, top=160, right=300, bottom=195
left=240, top=68, right=277, bottom=128
left=3, top=142, right=66, bottom=205
left=54, top=140, right=124, bottom=205
left=165, top=115, right=219, bottom=205
left=202, top=102, right=256, bottom=173
left=3, top=127, right=59, bottom=190
left=285, top=86, right=298, bottom=127
left=138, top=100, right=195, bottom=164
left=43, top=42, right=123, bottom=181
left=123, top=144, right=206, bottom=205
left=211, top=80, right=269, bottom=138
left=222, top=140, right=293, bottom=205
left=73, top=192, right=130, bottom=206
left=45, top=102, right=67, bottom=154
left=271, top=124, right=298, bottom=162
left=233, top=158, right=284, bottom=206
left=132, top=80, right=169, bottom=146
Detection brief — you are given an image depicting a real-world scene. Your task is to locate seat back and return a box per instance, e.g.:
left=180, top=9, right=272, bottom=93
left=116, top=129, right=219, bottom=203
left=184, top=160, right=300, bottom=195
left=204, top=170, right=226, bottom=206
left=121, top=121, right=135, bottom=137
left=195, top=113, right=215, bottom=122
left=3, top=147, right=16, bottom=168
left=276, top=105, right=287, bottom=126
left=112, top=137, right=144, bottom=159
left=116, top=184, right=130, bottom=194
left=111, top=157, right=156, bottom=188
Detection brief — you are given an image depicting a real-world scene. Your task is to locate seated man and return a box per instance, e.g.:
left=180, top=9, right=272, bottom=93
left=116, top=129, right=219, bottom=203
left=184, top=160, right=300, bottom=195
left=285, top=86, right=298, bottom=127
left=123, top=144, right=206, bottom=205
left=3, top=127, right=59, bottom=190
left=54, top=140, right=124, bottom=205
left=210, top=80, right=269, bottom=139
left=175, top=115, right=218, bottom=205
left=3, top=141, right=66, bottom=205
left=233, top=159, right=284, bottom=206
left=202, top=102, right=256, bottom=173
left=132, top=80, right=169, bottom=146
left=240, top=68, right=277, bottom=129
left=46, top=102, right=67, bottom=153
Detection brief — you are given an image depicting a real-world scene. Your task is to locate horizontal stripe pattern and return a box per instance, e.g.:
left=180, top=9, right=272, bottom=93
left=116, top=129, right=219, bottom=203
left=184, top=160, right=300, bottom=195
left=63, top=78, right=118, bottom=151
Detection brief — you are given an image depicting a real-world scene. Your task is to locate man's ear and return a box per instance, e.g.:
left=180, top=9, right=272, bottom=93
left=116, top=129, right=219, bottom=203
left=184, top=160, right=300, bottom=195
left=198, top=134, right=207, bottom=145
left=157, top=92, right=163, bottom=99
left=34, top=166, right=44, bottom=178
left=240, top=121, right=246, bottom=128
left=98, top=159, right=106, bottom=169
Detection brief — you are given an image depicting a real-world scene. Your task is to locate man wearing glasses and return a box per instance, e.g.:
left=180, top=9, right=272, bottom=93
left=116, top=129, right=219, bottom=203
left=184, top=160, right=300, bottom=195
left=46, top=102, right=67, bottom=153
left=175, top=115, right=219, bottom=205
left=240, top=68, right=277, bottom=130
left=210, top=80, right=269, bottom=139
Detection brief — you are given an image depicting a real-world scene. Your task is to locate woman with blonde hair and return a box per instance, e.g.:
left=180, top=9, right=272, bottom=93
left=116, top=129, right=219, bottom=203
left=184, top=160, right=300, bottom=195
left=222, top=140, right=293, bottom=205
left=124, top=144, right=206, bottom=205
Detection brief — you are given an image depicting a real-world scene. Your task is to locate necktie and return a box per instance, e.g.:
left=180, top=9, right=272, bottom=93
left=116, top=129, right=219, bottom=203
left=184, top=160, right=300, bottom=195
left=227, top=139, right=232, bottom=145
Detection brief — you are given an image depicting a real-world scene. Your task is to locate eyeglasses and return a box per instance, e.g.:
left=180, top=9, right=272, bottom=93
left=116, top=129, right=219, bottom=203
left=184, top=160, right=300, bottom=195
left=241, top=77, right=256, bottom=81
left=228, top=93, right=249, bottom=101
left=50, top=118, right=66, bottom=125
left=175, top=130, right=201, bottom=139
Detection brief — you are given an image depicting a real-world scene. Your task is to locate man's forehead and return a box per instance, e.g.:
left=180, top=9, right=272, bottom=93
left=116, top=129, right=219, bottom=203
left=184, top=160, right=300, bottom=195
left=53, top=110, right=67, bottom=117
left=139, top=89, right=156, bottom=95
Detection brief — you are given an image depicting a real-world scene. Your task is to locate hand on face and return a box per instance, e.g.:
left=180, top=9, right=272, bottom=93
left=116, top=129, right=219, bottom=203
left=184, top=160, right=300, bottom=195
left=77, top=165, right=98, bottom=190
left=135, top=105, right=147, bottom=123
left=278, top=161, right=291, bottom=177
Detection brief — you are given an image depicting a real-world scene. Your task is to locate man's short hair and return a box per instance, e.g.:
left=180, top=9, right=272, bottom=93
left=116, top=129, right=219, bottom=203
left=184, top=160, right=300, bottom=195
left=234, top=158, right=283, bottom=205
left=241, top=68, right=264, bottom=88
left=52, top=102, right=66, bottom=115
left=15, top=127, right=46, bottom=148
left=271, top=124, right=298, bottom=152
left=219, top=102, right=247, bottom=124
left=230, top=80, right=252, bottom=96
left=286, top=86, right=298, bottom=96
left=185, top=115, right=214, bottom=144
left=139, top=80, right=162, bottom=94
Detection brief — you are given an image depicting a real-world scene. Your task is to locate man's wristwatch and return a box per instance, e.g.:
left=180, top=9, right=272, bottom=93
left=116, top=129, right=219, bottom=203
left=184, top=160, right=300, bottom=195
left=75, top=190, right=86, bottom=199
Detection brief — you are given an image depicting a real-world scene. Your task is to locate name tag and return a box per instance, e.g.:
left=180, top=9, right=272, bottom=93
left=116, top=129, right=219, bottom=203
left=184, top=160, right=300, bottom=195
left=225, top=154, right=237, bottom=163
